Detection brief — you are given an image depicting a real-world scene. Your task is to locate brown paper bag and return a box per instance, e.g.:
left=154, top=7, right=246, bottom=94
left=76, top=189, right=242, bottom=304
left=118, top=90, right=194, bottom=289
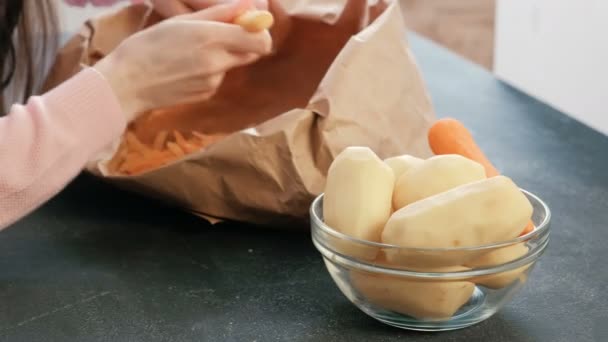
left=44, top=0, right=435, bottom=227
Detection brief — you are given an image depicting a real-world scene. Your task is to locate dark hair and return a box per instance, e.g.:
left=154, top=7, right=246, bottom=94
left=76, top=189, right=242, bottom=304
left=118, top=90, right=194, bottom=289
left=1, top=0, right=58, bottom=112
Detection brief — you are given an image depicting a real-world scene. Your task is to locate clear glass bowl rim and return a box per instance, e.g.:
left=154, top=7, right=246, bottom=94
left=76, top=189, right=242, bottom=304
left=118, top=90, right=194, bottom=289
left=310, top=189, right=551, bottom=278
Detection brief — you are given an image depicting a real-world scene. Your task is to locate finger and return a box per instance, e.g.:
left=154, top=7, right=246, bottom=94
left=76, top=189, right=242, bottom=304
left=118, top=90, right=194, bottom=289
left=154, top=1, right=193, bottom=18
left=204, top=73, right=225, bottom=93
left=178, top=0, right=253, bottom=22
left=176, top=89, right=217, bottom=105
left=254, top=0, right=268, bottom=10
left=184, top=0, right=267, bottom=11
left=90, top=0, right=120, bottom=6
left=198, top=91, right=216, bottom=102
left=182, top=0, right=224, bottom=10
left=220, top=52, right=260, bottom=70
left=190, top=74, right=224, bottom=101
left=202, top=50, right=260, bottom=74
left=63, top=0, right=87, bottom=7
left=233, top=52, right=260, bottom=66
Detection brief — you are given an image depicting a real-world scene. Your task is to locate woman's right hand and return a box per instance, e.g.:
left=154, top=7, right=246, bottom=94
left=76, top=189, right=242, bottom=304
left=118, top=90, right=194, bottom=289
left=94, top=0, right=272, bottom=121
left=150, top=0, right=268, bottom=18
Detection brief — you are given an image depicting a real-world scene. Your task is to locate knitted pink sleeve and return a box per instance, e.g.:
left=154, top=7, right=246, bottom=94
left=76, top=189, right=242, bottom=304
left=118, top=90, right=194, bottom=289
left=0, top=68, right=126, bottom=229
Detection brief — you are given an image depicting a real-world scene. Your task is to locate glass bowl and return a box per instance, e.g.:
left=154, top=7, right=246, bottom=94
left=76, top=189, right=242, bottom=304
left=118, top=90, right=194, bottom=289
left=310, top=190, right=551, bottom=331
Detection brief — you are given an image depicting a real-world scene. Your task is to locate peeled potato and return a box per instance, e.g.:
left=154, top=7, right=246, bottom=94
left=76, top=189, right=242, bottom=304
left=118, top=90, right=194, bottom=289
left=323, top=147, right=395, bottom=259
left=383, top=155, right=423, bottom=180
left=351, top=266, right=475, bottom=319
left=393, top=154, right=486, bottom=210
left=383, top=176, right=533, bottom=265
left=466, top=243, right=531, bottom=289
left=384, top=176, right=532, bottom=248
left=379, top=248, right=481, bottom=268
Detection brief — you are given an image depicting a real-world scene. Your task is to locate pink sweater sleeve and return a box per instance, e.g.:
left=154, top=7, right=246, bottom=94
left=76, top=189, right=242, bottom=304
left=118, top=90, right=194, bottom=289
left=0, top=68, right=126, bottom=230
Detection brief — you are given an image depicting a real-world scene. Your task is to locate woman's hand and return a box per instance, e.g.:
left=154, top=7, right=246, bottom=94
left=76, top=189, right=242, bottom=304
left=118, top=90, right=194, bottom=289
left=94, top=0, right=272, bottom=121
left=62, top=0, right=267, bottom=15
left=151, top=0, right=268, bottom=18
left=63, top=0, right=134, bottom=7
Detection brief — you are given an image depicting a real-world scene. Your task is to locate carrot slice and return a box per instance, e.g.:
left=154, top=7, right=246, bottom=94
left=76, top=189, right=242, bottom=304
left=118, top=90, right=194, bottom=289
left=125, top=132, right=149, bottom=154
left=167, top=142, right=185, bottom=157
left=152, top=131, right=169, bottom=150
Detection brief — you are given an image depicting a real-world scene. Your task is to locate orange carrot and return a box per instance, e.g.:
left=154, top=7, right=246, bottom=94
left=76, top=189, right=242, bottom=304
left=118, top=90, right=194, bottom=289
left=167, top=142, right=185, bottom=157
left=107, top=140, right=128, bottom=173
left=173, top=130, right=188, bottom=147
left=108, top=129, right=227, bottom=175
left=428, top=118, right=534, bottom=235
left=428, top=118, right=499, bottom=177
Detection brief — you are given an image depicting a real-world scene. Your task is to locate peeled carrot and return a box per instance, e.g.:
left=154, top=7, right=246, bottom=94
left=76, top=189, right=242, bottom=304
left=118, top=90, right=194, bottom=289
left=428, top=118, right=534, bottom=235
left=428, top=118, right=499, bottom=177
left=167, top=142, right=185, bottom=157
left=152, top=130, right=169, bottom=151
left=173, top=130, right=188, bottom=147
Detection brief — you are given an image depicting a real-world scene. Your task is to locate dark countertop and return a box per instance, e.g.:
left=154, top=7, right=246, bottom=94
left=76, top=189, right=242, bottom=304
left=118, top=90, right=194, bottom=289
left=1, top=34, right=607, bottom=342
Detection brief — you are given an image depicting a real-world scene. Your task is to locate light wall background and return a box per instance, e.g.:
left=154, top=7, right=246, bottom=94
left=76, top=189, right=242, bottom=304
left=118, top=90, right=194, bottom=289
left=494, top=0, right=608, bottom=135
